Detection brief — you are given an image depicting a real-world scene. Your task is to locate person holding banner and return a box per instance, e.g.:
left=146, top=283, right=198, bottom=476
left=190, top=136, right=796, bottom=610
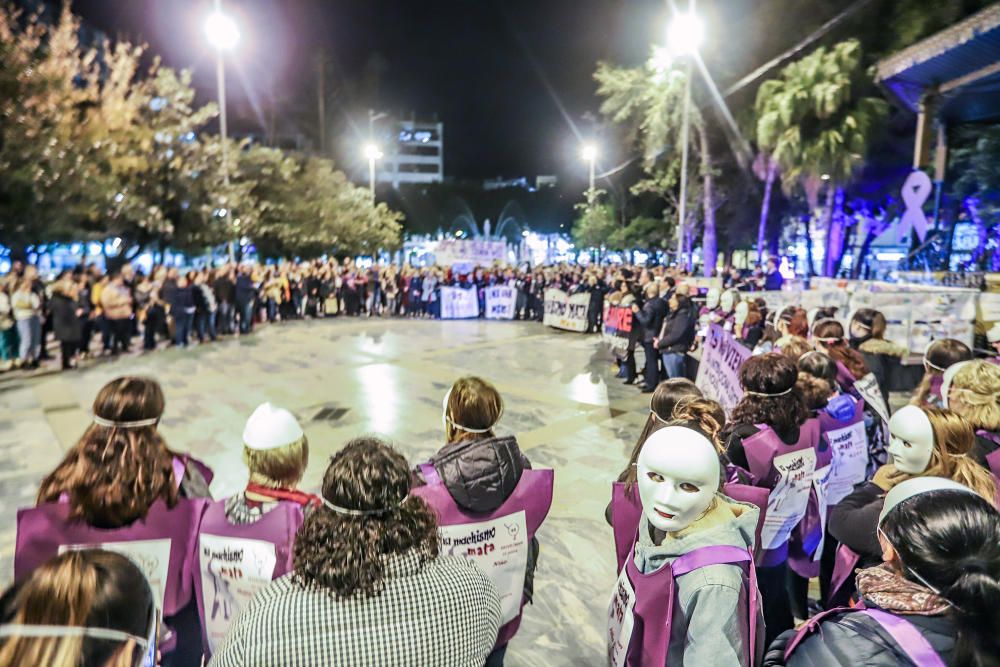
left=722, top=353, right=821, bottom=644
left=0, top=549, right=157, bottom=667
left=767, top=478, right=1000, bottom=667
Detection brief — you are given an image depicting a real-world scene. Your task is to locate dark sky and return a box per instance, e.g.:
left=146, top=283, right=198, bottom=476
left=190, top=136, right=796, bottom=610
left=69, top=0, right=847, bottom=184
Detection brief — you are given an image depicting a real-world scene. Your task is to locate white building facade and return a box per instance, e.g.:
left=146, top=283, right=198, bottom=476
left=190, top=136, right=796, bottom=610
left=376, top=118, right=444, bottom=187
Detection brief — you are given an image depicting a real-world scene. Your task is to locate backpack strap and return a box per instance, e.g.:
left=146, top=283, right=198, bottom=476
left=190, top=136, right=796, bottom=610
left=418, top=462, right=442, bottom=486
left=863, top=609, right=947, bottom=667
left=783, top=607, right=854, bottom=660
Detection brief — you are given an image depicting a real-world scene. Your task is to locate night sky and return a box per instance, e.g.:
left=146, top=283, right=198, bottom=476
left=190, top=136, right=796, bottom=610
left=70, top=0, right=847, bottom=185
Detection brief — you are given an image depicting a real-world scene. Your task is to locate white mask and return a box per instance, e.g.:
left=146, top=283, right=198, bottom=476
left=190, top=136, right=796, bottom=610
left=705, top=288, right=720, bottom=310
left=940, top=360, right=971, bottom=410
left=720, top=290, right=737, bottom=313
left=637, top=427, right=720, bottom=533
left=734, top=301, right=749, bottom=328
left=887, top=405, right=934, bottom=474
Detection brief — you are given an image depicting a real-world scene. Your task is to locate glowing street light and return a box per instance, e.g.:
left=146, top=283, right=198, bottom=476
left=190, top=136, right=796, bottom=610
left=364, top=144, right=383, bottom=201
left=204, top=1, right=239, bottom=258
left=582, top=144, right=598, bottom=201
left=204, top=11, right=239, bottom=51
left=666, top=11, right=704, bottom=56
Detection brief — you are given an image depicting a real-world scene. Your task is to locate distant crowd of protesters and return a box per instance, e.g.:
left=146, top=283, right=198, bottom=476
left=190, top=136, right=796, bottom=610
left=0, top=256, right=788, bottom=374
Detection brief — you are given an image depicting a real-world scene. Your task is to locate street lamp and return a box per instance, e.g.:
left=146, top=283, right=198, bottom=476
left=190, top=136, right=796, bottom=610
left=364, top=143, right=383, bottom=202
left=581, top=144, right=598, bottom=202
left=204, top=1, right=238, bottom=259
left=667, top=5, right=703, bottom=267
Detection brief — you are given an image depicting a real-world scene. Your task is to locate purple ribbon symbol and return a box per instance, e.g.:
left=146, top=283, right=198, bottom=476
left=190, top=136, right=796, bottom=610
left=898, top=170, right=932, bottom=243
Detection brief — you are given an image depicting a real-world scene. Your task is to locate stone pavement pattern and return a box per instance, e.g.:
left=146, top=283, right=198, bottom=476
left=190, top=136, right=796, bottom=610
left=0, top=318, right=653, bottom=666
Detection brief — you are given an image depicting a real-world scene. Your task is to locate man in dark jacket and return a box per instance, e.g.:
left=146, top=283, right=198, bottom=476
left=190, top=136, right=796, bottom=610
left=655, top=293, right=697, bottom=380
left=234, top=266, right=256, bottom=334
left=213, top=268, right=236, bottom=334
left=633, top=282, right=668, bottom=392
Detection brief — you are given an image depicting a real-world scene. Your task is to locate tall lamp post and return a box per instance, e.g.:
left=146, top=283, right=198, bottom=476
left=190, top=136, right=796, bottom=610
left=364, top=144, right=383, bottom=202
left=582, top=144, right=598, bottom=204
left=204, top=1, right=239, bottom=258
left=667, top=6, right=704, bottom=267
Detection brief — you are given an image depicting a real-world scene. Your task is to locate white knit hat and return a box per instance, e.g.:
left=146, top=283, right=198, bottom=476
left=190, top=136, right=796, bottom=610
left=878, top=476, right=976, bottom=525
left=243, top=403, right=304, bottom=451
left=987, top=323, right=1000, bottom=343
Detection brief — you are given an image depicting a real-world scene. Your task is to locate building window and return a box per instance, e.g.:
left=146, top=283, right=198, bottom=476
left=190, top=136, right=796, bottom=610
left=398, top=163, right=441, bottom=174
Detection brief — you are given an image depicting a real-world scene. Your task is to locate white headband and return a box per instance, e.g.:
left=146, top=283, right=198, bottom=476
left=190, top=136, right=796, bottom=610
left=92, top=416, right=159, bottom=429
left=744, top=387, right=794, bottom=397
left=922, top=357, right=947, bottom=372
left=0, top=624, right=149, bottom=648
left=442, top=388, right=503, bottom=434
left=322, top=494, right=408, bottom=517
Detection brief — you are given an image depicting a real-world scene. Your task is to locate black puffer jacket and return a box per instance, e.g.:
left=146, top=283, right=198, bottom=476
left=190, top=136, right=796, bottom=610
left=414, top=435, right=539, bottom=604
left=765, top=603, right=955, bottom=666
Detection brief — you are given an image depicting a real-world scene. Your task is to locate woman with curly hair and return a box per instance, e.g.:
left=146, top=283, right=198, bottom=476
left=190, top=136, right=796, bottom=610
left=211, top=436, right=502, bottom=667
left=15, top=376, right=213, bottom=665
left=723, top=353, right=821, bottom=644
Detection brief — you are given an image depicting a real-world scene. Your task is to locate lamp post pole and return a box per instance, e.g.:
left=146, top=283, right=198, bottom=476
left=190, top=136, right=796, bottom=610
left=677, top=60, right=691, bottom=267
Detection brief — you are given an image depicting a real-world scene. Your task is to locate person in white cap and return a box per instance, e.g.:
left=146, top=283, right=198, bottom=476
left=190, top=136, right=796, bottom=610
left=768, top=476, right=1000, bottom=667
left=193, top=402, right=317, bottom=657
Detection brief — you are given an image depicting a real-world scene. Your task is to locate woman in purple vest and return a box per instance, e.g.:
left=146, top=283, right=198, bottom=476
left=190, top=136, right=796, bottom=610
left=766, top=477, right=1000, bottom=667
left=910, top=339, right=972, bottom=409
left=210, top=437, right=502, bottom=666
left=722, top=353, right=820, bottom=644
left=944, top=360, right=1000, bottom=470
left=194, top=402, right=318, bottom=656
left=411, top=376, right=536, bottom=667
left=0, top=549, right=157, bottom=666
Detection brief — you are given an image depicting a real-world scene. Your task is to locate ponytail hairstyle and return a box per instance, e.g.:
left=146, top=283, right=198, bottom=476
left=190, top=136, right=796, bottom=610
left=729, top=353, right=809, bottom=439
left=948, top=361, right=1000, bottom=431
left=619, top=378, right=702, bottom=486
left=443, top=376, right=504, bottom=443
left=796, top=373, right=833, bottom=411
left=911, top=338, right=972, bottom=407
left=778, top=306, right=809, bottom=338
left=851, top=307, right=887, bottom=342
left=36, top=377, right=179, bottom=527
left=797, top=350, right=839, bottom=388
left=881, top=490, right=1000, bottom=667
left=812, top=319, right=869, bottom=380
left=922, top=408, right=998, bottom=504
left=0, top=550, right=155, bottom=667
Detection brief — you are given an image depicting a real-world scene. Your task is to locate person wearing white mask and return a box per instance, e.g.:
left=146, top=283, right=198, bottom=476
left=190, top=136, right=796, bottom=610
left=828, top=406, right=997, bottom=602
left=720, top=289, right=740, bottom=332
left=768, top=477, right=1000, bottom=667
left=609, top=426, right=763, bottom=667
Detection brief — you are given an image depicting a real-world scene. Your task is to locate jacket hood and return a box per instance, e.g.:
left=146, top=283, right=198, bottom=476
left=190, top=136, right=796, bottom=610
left=634, top=495, right=759, bottom=573
left=859, top=338, right=909, bottom=359
left=430, top=434, right=525, bottom=513
left=824, top=394, right=858, bottom=422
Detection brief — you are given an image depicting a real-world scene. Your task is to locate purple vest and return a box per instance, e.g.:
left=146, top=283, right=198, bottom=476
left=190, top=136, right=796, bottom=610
left=193, top=498, right=304, bottom=655
left=828, top=544, right=862, bottom=604
left=412, top=464, right=554, bottom=648
left=610, top=481, right=770, bottom=573
left=816, top=397, right=868, bottom=506
left=976, top=430, right=1000, bottom=478
left=784, top=605, right=945, bottom=667
left=834, top=360, right=858, bottom=393
left=741, top=420, right=821, bottom=565
left=609, top=544, right=758, bottom=667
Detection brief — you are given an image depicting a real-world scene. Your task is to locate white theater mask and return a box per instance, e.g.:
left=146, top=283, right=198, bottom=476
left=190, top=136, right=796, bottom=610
left=637, top=427, right=720, bottom=533
left=887, top=405, right=935, bottom=474
left=705, top=288, right=721, bottom=311
left=734, top=301, right=749, bottom=328
left=720, top=289, right=737, bottom=313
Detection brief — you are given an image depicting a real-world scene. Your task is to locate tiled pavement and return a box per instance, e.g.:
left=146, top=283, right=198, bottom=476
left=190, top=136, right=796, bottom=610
left=0, top=317, right=654, bottom=666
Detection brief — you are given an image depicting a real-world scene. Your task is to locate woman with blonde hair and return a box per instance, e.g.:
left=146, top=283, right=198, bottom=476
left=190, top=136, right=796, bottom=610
left=0, top=550, right=156, bottom=667
left=945, top=360, right=1000, bottom=470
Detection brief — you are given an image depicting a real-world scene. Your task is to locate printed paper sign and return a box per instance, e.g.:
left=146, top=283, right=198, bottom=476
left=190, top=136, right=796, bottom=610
left=824, top=420, right=869, bottom=505
left=439, top=286, right=480, bottom=319
left=198, top=535, right=278, bottom=653
left=61, top=539, right=171, bottom=612
left=761, top=448, right=817, bottom=551
left=811, top=464, right=831, bottom=562
left=854, top=373, right=889, bottom=424
left=543, top=289, right=590, bottom=332
left=485, top=286, right=517, bottom=320
left=695, top=324, right=751, bottom=415
left=439, top=511, right=529, bottom=625
left=607, top=568, right=636, bottom=667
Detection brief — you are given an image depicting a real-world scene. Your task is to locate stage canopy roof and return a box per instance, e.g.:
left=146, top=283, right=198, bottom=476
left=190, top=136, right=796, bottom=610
left=875, top=3, right=1000, bottom=125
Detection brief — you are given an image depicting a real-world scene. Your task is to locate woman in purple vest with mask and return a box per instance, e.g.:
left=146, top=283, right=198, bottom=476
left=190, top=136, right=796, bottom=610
left=16, top=376, right=213, bottom=666
left=411, top=376, right=544, bottom=667
left=722, top=353, right=821, bottom=645
left=767, top=477, right=1000, bottom=667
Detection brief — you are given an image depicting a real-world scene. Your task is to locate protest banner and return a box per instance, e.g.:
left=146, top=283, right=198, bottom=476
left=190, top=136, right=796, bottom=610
left=485, top=285, right=517, bottom=320
left=695, top=324, right=751, bottom=414
left=543, top=288, right=590, bottom=332
left=434, top=239, right=507, bottom=266
left=602, top=304, right=633, bottom=356
left=439, top=286, right=479, bottom=319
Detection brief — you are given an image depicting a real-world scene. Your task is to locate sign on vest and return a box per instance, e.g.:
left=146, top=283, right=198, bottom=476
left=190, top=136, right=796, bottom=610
left=608, top=571, right=637, bottom=667
left=824, top=420, right=868, bottom=505
left=854, top=373, right=889, bottom=424
left=761, top=448, right=817, bottom=551
left=198, top=534, right=278, bottom=653
left=439, top=511, right=529, bottom=625
left=60, top=539, right=170, bottom=613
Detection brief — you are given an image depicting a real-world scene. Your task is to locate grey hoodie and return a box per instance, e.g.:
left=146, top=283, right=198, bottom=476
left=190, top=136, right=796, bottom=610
left=633, top=496, right=764, bottom=667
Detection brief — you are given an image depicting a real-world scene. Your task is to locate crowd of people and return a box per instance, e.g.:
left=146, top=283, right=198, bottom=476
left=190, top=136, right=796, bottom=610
left=0, top=256, right=798, bottom=375
left=1, top=293, right=999, bottom=665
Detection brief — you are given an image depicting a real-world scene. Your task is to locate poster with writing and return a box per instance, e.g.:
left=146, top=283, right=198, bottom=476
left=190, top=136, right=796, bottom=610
left=438, top=511, right=529, bottom=625
left=543, top=289, right=590, bottom=332
left=435, top=239, right=508, bottom=266
left=61, top=539, right=171, bottom=612
left=761, top=448, right=817, bottom=551
left=485, top=286, right=517, bottom=320
left=854, top=373, right=889, bottom=424
left=607, top=568, right=636, bottom=667
left=602, top=305, right=633, bottom=356
left=695, top=324, right=751, bottom=414
left=439, top=286, right=480, bottom=319
left=824, top=421, right=869, bottom=505
left=198, top=535, right=278, bottom=653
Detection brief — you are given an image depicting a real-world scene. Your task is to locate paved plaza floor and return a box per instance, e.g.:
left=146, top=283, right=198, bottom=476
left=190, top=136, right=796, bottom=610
left=0, top=317, right=653, bottom=665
